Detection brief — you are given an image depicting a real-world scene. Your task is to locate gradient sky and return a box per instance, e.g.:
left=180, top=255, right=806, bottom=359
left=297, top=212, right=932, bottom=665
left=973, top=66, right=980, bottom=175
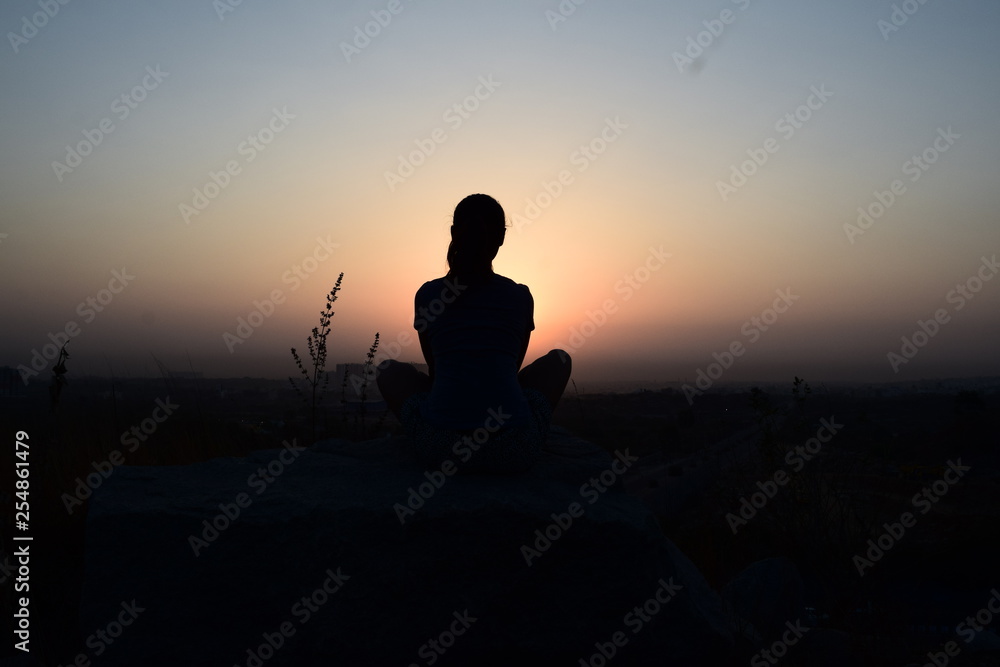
left=2, top=0, right=998, bottom=387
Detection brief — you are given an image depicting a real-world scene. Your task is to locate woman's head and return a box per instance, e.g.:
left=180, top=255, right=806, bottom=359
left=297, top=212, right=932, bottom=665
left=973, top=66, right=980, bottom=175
left=447, top=194, right=507, bottom=279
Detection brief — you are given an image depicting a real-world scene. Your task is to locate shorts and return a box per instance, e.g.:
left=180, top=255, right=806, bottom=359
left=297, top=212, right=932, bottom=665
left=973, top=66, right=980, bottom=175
left=400, top=388, right=552, bottom=474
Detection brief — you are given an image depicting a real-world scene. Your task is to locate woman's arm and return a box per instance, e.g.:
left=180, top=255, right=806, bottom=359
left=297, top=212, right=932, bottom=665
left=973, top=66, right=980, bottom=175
left=419, top=330, right=435, bottom=382
left=517, top=327, right=530, bottom=371
left=518, top=284, right=534, bottom=371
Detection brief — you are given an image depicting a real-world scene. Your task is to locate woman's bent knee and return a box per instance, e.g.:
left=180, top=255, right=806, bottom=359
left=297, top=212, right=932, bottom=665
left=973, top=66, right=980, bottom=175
left=548, top=348, right=572, bottom=367
left=377, top=358, right=406, bottom=374
left=376, top=359, right=408, bottom=392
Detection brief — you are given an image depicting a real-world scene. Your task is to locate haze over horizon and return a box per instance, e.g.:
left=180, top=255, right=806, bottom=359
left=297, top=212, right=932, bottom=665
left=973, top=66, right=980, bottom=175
left=2, top=1, right=999, bottom=388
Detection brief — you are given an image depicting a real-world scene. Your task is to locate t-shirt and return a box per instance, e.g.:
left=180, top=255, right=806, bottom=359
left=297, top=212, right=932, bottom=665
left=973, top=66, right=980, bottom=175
left=413, top=273, right=534, bottom=430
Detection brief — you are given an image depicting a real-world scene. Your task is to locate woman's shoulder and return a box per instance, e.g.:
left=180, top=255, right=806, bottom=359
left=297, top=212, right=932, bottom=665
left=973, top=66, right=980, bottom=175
left=416, top=276, right=445, bottom=292
left=416, top=273, right=531, bottom=305
left=492, top=273, right=531, bottom=292
left=492, top=274, right=533, bottom=306
left=415, top=276, right=462, bottom=299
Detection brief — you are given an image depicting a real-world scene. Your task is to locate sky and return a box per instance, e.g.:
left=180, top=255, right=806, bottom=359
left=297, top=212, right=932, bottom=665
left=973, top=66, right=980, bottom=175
left=1, top=0, right=998, bottom=388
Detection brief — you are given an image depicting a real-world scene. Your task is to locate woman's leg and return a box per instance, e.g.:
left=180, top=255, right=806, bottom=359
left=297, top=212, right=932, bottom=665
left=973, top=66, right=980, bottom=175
left=518, top=349, right=572, bottom=411
left=376, top=360, right=431, bottom=421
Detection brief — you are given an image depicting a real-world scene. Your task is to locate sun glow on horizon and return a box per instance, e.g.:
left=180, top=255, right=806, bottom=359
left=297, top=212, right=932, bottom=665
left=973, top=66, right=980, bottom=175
left=2, top=1, right=998, bottom=383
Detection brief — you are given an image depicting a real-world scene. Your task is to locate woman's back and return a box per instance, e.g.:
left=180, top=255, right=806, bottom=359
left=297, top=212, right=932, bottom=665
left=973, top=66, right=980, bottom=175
left=416, top=274, right=533, bottom=430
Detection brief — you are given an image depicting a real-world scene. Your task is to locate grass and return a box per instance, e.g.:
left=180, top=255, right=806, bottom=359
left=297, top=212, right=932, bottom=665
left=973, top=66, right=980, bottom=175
left=290, top=273, right=342, bottom=445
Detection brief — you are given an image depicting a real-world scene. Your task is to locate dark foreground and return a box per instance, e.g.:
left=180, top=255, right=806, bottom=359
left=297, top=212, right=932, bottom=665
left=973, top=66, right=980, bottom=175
left=1, top=375, right=998, bottom=665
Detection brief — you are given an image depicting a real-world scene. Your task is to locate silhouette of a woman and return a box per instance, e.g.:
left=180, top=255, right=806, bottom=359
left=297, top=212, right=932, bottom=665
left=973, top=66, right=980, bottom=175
left=377, top=194, right=571, bottom=473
